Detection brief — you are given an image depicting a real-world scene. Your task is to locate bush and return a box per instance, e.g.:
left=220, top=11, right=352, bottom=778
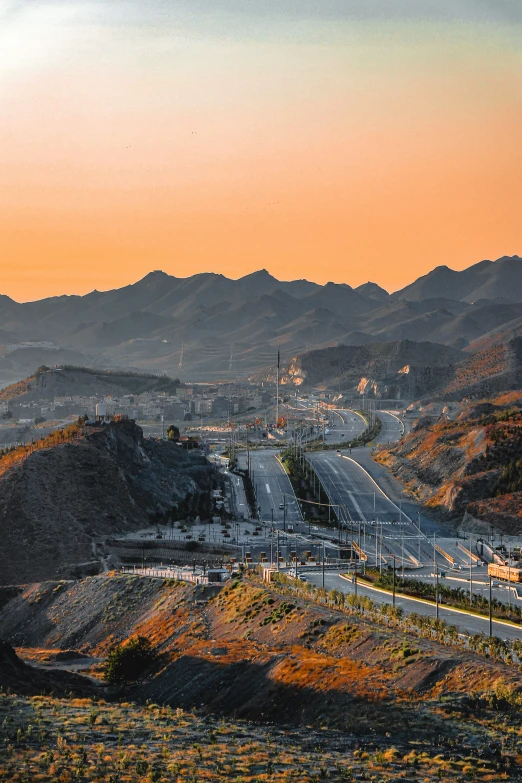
left=104, top=636, right=156, bottom=684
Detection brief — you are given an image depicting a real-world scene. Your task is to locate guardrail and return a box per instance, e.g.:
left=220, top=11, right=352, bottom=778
left=456, top=541, right=482, bottom=564
left=435, top=543, right=455, bottom=566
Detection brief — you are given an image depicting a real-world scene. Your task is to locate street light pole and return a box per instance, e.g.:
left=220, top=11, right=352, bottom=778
left=489, top=576, right=493, bottom=638
left=322, top=541, right=325, bottom=589
left=435, top=568, right=439, bottom=620
left=392, top=556, right=396, bottom=606
left=469, top=534, right=473, bottom=606
left=434, top=532, right=439, bottom=619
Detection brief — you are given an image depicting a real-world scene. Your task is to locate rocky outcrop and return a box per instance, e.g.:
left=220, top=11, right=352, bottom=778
left=0, top=421, right=215, bottom=585
left=377, top=395, right=522, bottom=534
left=277, top=340, right=462, bottom=398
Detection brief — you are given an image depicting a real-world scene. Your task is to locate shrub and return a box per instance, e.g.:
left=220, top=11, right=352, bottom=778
left=104, top=636, right=156, bottom=684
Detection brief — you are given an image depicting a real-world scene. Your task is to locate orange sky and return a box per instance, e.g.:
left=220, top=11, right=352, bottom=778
left=0, top=2, right=521, bottom=301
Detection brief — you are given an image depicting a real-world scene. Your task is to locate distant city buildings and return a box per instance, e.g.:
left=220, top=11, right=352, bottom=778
left=2, top=382, right=275, bottom=425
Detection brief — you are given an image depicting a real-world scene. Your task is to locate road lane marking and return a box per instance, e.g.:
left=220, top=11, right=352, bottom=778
left=348, top=491, right=365, bottom=520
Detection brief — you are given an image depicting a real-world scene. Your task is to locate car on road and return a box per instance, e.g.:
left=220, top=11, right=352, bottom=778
left=279, top=503, right=285, bottom=510
left=298, top=574, right=308, bottom=582
left=337, top=449, right=341, bottom=455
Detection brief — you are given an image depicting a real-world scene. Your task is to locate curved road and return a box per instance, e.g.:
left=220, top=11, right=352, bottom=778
left=309, top=410, right=452, bottom=567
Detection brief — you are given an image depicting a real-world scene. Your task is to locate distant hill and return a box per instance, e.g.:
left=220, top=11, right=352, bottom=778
left=0, top=255, right=521, bottom=380
left=275, top=340, right=463, bottom=399
left=393, top=255, right=522, bottom=303
left=0, top=366, right=182, bottom=405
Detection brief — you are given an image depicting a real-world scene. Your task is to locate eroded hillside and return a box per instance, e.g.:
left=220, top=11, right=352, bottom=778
left=1, top=572, right=522, bottom=781
left=0, top=420, right=214, bottom=585
left=376, top=393, right=522, bottom=533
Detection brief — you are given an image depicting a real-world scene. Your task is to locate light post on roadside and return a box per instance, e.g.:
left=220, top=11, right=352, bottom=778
left=392, top=556, right=396, bottom=606
left=489, top=576, right=493, bottom=638
left=508, top=546, right=511, bottom=614
left=434, top=533, right=439, bottom=619
left=469, top=534, right=473, bottom=606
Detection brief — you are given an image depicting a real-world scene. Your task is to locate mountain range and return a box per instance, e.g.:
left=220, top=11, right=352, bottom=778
left=0, top=255, right=522, bottom=382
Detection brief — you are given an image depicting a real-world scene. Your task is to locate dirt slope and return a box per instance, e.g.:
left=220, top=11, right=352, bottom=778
left=0, top=573, right=519, bottom=746
left=377, top=393, right=522, bottom=532
left=0, top=420, right=214, bottom=585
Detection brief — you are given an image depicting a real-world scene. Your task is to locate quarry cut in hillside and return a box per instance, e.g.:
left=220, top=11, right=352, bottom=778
left=262, top=335, right=522, bottom=402
left=272, top=340, right=463, bottom=398
left=376, top=393, right=522, bottom=534
left=0, top=420, right=214, bottom=585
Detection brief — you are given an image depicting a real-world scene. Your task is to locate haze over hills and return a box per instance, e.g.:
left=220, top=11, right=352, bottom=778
left=0, top=255, right=521, bottom=382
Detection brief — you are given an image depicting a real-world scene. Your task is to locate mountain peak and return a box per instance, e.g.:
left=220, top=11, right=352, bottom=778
left=239, top=269, right=277, bottom=282
left=356, top=282, right=389, bottom=301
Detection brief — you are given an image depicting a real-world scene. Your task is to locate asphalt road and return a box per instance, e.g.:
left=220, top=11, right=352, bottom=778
left=305, top=570, right=522, bottom=641
left=238, top=449, right=303, bottom=528
left=324, top=409, right=366, bottom=444
left=308, top=410, right=450, bottom=567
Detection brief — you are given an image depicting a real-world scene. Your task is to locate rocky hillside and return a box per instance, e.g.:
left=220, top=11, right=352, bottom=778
left=271, top=335, right=522, bottom=403
left=376, top=393, right=522, bottom=534
left=432, top=337, right=522, bottom=401
left=276, top=340, right=463, bottom=398
left=0, top=420, right=214, bottom=585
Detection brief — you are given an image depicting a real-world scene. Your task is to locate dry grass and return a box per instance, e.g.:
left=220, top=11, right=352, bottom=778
left=0, top=692, right=515, bottom=782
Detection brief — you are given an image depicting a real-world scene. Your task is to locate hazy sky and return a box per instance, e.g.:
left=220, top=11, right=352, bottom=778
left=1, top=0, right=521, bottom=301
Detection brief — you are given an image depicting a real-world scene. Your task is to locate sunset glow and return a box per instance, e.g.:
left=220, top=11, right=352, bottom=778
left=1, top=1, right=521, bottom=301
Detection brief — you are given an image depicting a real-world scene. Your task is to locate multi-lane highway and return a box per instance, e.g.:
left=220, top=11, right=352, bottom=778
left=308, top=409, right=464, bottom=568
left=305, top=570, right=522, bottom=641
left=237, top=449, right=302, bottom=529
left=307, top=449, right=435, bottom=567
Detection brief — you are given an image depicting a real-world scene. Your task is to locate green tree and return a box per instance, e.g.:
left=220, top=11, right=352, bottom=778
left=167, top=424, right=180, bottom=442
left=104, top=636, right=155, bottom=684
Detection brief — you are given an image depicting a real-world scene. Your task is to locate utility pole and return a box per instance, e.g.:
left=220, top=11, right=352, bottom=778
left=322, top=541, right=325, bottom=589
left=435, top=568, right=439, bottom=620
left=392, top=556, right=396, bottom=606
left=276, top=348, right=280, bottom=430
left=489, top=576, right=493, bottom=638
left=469, top=534, right=473, bottom=606
left=434, top=533, right=439, bottom=619
left=283, top=497, right=286, bottom=533
left=401, top=528, right=405, bottom=579
left=277, top=529, right=280, bottom=572
left=508, top=546, right=511, bottom=613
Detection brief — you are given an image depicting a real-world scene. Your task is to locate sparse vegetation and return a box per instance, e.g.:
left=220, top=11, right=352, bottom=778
left=104, top=635, right=156, bottom=684
left=2, top=572, right=522, bottom=780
